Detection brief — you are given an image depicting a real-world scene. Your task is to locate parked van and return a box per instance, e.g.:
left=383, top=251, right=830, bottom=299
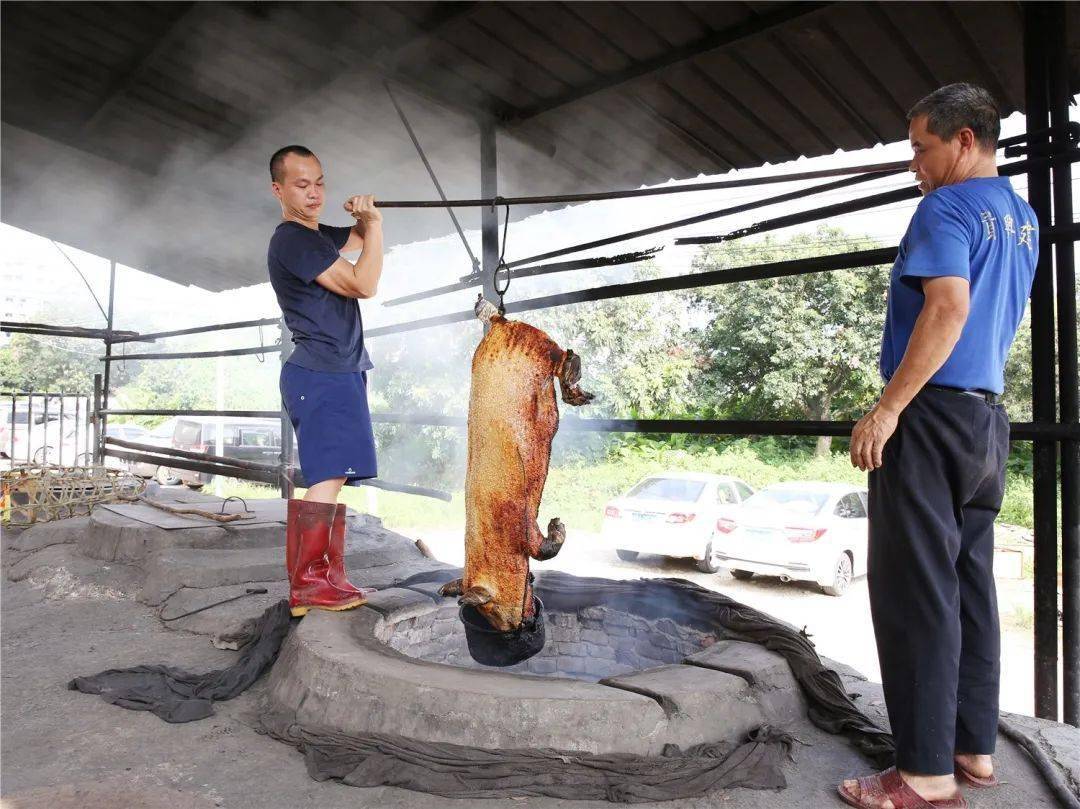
left=172, top=417, right=281, bottom=489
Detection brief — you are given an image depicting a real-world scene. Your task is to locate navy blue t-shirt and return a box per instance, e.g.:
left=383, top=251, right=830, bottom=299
left=880, top=176, right=1038, bottom=394
left=267, top=221, right=373, bottom=373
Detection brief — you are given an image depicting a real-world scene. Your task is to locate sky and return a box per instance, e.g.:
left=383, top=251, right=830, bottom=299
left=2, top=106, right=1077, bottom=360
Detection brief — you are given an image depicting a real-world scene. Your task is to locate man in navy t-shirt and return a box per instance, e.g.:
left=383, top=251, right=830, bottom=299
left=841, top=85, right=1037, bottom=808
left=267, top=144, right=384, bottom=616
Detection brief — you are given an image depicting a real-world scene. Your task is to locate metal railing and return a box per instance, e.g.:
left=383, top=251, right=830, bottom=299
left=1, top=390, right=94, bottom=467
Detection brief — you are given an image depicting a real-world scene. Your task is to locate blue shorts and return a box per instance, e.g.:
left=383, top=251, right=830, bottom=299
left=279, top=361, right=377, bottom=487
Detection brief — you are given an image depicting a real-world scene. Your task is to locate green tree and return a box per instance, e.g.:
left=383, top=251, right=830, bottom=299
left=0, top=332, right=127, bottom=393
left=531, top=262, right=696, bottom=420
left=689, top=226, right=891, bottom=456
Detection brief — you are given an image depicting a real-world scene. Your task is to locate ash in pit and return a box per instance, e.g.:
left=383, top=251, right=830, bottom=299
left=382, top=602, right=718, bottom=682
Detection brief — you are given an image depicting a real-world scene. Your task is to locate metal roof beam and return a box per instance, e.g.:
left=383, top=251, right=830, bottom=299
left=505, top=1, right=832, bottom=123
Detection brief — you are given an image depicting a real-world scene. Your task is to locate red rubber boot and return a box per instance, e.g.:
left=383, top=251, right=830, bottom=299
left=328, top=503, right=377, bottom=598
left=286, top=499, right=365, bottom=617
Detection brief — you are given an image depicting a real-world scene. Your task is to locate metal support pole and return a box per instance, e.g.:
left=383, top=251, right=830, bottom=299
left=92, top=374, right=102, bottom=465
left=1049, top=0, right=1079, bottom=727
left=100, top=261, right=117, bottom=462
left=58, top=391, right=65, bottom=466
left=8, top=395, right=15, bottom=461
left=1024, top=1, right=1060, bottom=721
left=278, top=316, right=295, bottom=500
left=42, top=393, right=49, bottom=464
left=480, top=117, right=499, bottom=310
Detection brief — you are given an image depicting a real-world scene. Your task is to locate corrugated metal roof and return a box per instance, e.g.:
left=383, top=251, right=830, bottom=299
left=3, top=1, right=1077, bottom=291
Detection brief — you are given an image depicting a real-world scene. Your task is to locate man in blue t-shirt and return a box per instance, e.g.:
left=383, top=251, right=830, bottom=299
left=840, top=85, right=1037, bottom=808
left=267, top=144, right=385, bottom=616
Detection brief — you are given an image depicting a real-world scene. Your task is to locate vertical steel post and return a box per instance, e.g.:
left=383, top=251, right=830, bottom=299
left=42, top=392, right=50, bottom=464
left=26, top=394, right=33, bottom=464
left=58, top=390, right=65, bottom=466
left=480, top=117, right=499, bottom=309
left=1049, top=0, right=1079, bottom=727
left=100, top=261, right=117, bottom=465
left=92, top=374, right=102, bottom=465
left=1023, top=1, right=1060, bottom=721
left=278, top=316, right=295, bottom=500
left=9, top=395, right=15, bottom=461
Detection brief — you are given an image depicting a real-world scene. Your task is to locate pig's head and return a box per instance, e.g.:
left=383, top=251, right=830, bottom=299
left=458, top=584, right=523, bottom=632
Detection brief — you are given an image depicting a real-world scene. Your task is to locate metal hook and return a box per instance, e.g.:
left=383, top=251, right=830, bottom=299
left=255, top=325, right=266, bottom=363
left=219, top=495, right=251, bottom=516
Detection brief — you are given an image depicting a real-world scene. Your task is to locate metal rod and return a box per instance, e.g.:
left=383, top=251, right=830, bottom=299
left=366, top=246, right=900, bottom=340
left=92, top=374, right=102, bottom=465
left=383, top=248, right=661, bottom=307
left=100, top=262, right=116, bottom=461
left=322, top=124, right=1066, bottom=212
left=109, top=317, right=280, bottom=344
left=279, top=315, right=294, bottom=501
left=385, top=80, right=480, bottom=274
left=99, top=345, right=282, bottom=362
left=1049, top=0, right=1080, bottom=728
left=42, top=393, right=49, bottom=464
left=103, top=436, right=278, bottom=474
left=0, top=321, right=143, bottom=341
left=507, top=167, right=903, bottom=270
left=26, top=394, right=33, bottom=464
left=1024, top=0, right=1060, bottom=721
left=104, top=447, right=277, bottom=484
left=480, top=117, right=499, bottom=310
left=102, top=409, right=281, bottom=418
left=365, top=411, right=1077, bottom=441
left=8, top=395, right=14, bottom=461
left=87, top=406, right=1080, bottom=442
left=677, top=150, right=1079, bottom=246
left=58, top=391, right=65, bottom=467
left=374, top=158, right=910, bottom=208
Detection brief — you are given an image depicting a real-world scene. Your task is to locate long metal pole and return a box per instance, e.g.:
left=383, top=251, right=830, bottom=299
left=278, top=316, right=294, bottom=500
left=1049, top=0, right=1079, bottom=728
left=8, top=395, right=15, bottom=461
left=1024, top=1, right=1060, bottom=721
left=92, top=375, right=102, bottom=465
left=58, top=391, right=65, bottom=466
left=480, top=118, right=499, bottom=310
left=100, top=261, right=117, bottom=464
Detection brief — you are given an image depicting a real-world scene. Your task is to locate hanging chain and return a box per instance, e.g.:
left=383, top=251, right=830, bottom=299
left=492, top=201, right=512, bottom=315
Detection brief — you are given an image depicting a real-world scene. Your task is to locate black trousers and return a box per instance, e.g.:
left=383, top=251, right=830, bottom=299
left=867, top=385, right=1009, bottom=775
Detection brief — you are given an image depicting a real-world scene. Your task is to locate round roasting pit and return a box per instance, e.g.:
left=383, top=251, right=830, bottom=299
left=265, top=572, right=808, bottom=756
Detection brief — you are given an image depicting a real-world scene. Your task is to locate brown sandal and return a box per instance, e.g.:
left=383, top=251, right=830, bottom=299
left=954, top=762, right=998, bottom=788
left=837, top=767, right=968, bottom=808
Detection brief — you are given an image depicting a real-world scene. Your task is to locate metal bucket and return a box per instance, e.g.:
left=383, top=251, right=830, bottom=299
left=459, top=596, right=546, bottom=667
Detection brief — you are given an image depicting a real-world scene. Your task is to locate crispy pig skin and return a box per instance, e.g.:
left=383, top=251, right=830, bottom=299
left=459, top=315, right=572, bottom=632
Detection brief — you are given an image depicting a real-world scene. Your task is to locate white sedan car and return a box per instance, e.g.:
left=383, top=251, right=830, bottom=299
left=711, top=481, right=868, bottom=596
left=601, top=472, right=755, bottom=573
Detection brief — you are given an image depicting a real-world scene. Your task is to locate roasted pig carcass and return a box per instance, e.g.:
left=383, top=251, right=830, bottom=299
left=440, top=298, right=593, bottom=633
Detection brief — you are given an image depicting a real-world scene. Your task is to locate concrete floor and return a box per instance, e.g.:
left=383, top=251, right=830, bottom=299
left=1, top=502, right=1076, bottom=809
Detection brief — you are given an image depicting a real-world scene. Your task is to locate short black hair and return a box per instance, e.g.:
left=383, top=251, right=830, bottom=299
left=907, top=83, right=1000, bottom=151
left=270, top=145, right=316, bottom=183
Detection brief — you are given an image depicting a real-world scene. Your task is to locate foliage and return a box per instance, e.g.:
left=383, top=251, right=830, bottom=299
left=688, top=225, right=890, bottom=455
left=0, top=332, right=128, bottom=393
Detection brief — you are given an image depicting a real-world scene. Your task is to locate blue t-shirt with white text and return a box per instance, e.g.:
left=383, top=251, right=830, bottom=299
left=267, top=221, right=373, bottom=374
left=880, top=176, right=1038, bottom=394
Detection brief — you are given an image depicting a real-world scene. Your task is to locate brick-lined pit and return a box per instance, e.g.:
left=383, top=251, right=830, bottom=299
left=384, top=603, right=718, bottom=680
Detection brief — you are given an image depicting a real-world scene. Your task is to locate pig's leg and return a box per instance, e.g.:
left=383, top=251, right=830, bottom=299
left=556, top=349, right=595, bottom=406
left=525, top=517, right=566, bottom=561
left=439, top=577, right=494, bottom=605
left=438, top=578, right=464, bottom=598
